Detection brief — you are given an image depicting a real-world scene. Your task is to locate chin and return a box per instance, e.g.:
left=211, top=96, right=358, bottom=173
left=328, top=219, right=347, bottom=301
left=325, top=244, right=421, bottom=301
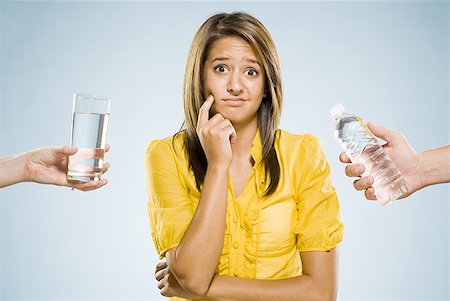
left=223, top=113, right=257, bottom=127
left=213, top=107, right=238, bottom=120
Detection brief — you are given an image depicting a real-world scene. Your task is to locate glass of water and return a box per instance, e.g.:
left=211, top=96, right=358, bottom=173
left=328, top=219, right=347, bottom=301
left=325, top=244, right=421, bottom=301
left=67, top=93, right=111, bottom=183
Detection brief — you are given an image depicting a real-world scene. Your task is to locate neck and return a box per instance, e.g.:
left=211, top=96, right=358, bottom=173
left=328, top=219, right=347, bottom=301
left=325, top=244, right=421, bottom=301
left=231, top=119, right=258, bottom=160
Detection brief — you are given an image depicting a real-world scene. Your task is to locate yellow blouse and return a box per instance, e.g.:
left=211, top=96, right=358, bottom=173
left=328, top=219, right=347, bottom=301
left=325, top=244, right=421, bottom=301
left=144, top=129, right=343, bottom=301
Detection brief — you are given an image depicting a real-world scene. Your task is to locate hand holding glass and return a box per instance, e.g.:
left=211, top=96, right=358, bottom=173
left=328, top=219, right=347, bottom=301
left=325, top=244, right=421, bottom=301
left=67, top=94, right=111, bottom=183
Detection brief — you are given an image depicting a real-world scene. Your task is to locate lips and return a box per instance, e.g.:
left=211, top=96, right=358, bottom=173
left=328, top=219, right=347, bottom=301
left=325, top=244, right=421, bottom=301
left=223, top=98, right=246, bottom=104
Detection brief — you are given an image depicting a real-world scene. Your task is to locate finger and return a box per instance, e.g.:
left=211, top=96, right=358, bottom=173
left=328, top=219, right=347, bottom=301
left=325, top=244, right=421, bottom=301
left=229, top=127, right=237, bottom=144
left=367, top=122, right=398, bottom=145
left=208, top=121, right=236, bottom=146
left=197, top=95, right=214, bottom=128
left=105, top=144, right=111, bottom=153
left=102, top=163, right=110, bottom=174
left=72, top=179, right=108, bottom=191
left=364, top=187, right=377, bottom=200
left=205, top=113, right=225, bottom=127
left=215, top=118, right=235, bottom=132
left=155, top=261, right=168, bottom=273
left=353, top=176, right=373, bottom=191
left=217, top=120, right=236, bottom=144
left=157, top=279, right=165, bottom=290
left=345, top=163, right=365, bottom=177
left=197, top=114, right=224, bottom=137
left=339, top=152, right=351, bottom=163
left=155, top=268, right=166, bottom=281
left=157, top=272, right=170, bottom=289
left=160, top=286, right=169, bottom=297
left=61, top=146, right=78, bottom=156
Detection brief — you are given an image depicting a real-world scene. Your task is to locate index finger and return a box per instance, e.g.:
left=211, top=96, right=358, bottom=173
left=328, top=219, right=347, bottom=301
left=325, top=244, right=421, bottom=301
left=197, top=95, right=214, bottom=129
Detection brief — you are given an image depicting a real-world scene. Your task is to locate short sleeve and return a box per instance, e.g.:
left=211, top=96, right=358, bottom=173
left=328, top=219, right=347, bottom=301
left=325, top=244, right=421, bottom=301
left=295, top=135, right=344, bottom=252
left=144, top=139, right=194, bottom=259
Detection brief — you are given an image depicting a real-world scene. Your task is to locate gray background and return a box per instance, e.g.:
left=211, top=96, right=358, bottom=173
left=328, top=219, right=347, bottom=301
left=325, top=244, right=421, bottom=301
left=0, top=1, right=449, bottom=300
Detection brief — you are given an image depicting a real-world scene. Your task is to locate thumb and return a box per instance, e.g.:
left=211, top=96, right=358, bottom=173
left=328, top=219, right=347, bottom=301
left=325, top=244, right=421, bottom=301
left=60, top=146, right=78, bottom=156
left=367, top=122, right=397, bottom=145
left=229, top=130, right=237, bottom=144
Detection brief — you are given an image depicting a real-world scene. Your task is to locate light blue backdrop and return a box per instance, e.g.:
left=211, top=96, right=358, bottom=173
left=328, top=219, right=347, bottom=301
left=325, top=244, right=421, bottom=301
left=0, top=1, right=448, bottom=300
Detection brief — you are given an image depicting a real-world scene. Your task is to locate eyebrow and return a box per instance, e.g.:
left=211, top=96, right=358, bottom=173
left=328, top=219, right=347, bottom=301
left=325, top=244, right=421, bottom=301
left=211, top=57, right=261, bottom=67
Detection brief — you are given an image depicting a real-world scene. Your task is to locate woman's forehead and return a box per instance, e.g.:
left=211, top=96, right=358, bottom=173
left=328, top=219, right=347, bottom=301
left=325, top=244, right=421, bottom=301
left=207, top=37, right=260, bottom=63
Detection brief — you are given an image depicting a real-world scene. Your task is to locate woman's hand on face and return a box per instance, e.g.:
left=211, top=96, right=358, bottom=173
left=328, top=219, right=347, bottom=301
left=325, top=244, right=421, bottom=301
left=196, top=95, right=236, bottom=169
left=155, top=261, right=203, bottom=299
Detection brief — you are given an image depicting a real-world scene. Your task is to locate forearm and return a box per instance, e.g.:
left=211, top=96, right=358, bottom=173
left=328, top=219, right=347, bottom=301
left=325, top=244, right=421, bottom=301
left=0, top=152, right=31, bottom=188
left=418, top=145, right=450, bottom=189
left=170, top=165, right=229, bottom=294
left=205, top=274, right=335, bottom=301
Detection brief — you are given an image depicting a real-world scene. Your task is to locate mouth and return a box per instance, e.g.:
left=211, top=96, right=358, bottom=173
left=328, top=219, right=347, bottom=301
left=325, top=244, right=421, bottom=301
left=222, top=98, right=247, bottom=105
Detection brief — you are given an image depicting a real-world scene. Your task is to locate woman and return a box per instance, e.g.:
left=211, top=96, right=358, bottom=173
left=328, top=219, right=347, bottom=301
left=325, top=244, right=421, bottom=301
left=145, top=12, right=343, bottom=301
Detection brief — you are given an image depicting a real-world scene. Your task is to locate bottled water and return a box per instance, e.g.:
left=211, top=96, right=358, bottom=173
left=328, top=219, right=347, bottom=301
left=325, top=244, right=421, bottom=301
left=330, top=104, right=409, bottom=205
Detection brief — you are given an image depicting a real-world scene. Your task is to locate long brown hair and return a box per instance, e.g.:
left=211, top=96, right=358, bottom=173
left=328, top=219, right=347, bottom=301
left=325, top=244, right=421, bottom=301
left=180, top=12, right=283, bottom=196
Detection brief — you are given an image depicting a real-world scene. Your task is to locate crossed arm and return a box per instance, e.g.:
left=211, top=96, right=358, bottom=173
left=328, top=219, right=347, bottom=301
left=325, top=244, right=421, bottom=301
left=156, top=247, right=339, bottom=301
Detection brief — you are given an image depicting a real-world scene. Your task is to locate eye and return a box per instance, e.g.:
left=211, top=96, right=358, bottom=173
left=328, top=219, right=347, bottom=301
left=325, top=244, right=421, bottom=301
left=214, top=65, right=228, bottom=74
left=245, top=68, right=259, bottom=77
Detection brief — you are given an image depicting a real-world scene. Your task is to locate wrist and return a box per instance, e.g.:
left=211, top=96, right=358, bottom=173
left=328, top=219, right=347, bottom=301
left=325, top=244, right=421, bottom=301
left=414, top=151, right=426, bottom=191
left=416, top=146, right=450, bottom=188
left=207, top=163, right=230, bottom=173
left=204, top=275, right=220, bottom=301
left=0, top=152, right=31, bottom=187
left=21, top=151, right=36, bottom=182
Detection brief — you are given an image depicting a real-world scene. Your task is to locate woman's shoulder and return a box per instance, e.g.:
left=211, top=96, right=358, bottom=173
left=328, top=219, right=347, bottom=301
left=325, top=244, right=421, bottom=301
left=276, top=129, right=321, bottom=151
left=276, top=129, right=328, bottom=170
left=145, top=131, right=186, bottom=157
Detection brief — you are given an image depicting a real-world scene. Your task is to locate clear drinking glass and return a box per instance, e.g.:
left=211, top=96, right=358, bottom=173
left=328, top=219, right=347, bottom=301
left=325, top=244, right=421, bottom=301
left=67, top=93, right=111, bottom=182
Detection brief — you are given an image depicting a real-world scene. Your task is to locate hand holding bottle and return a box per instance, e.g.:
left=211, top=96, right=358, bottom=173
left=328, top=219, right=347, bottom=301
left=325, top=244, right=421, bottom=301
left=331, top=104, right=410, bottom=205
left=339, top=123, right=422, bottom=200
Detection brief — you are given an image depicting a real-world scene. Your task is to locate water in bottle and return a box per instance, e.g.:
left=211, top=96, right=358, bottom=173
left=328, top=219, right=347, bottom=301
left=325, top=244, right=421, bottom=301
left=330, top=103, right=410, bottom=205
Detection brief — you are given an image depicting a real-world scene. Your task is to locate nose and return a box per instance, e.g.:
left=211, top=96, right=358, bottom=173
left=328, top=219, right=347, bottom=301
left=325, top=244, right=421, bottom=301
left=227, top=71, right=244, bottom=95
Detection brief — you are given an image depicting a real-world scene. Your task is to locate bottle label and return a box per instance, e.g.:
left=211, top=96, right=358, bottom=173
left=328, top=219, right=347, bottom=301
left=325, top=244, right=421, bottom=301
left=356, top=116, right=376, bottom=139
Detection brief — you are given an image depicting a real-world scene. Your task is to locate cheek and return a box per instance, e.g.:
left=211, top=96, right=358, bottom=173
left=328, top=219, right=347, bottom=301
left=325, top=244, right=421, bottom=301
left=204, top=77, right=226, bottom=98
left=246, top=78, right=265, bottom=97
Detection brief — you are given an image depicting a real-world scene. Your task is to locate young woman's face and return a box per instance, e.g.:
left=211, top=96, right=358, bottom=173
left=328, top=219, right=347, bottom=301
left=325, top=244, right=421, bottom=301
left=202, top=36, right=265, bottom=126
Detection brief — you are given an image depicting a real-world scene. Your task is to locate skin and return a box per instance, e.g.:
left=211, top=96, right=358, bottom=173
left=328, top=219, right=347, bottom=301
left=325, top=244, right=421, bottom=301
left=155, top=37, right=339, bottom=301
left=0, top=145, right=110, bottom=191
left=340, top=122, right=450, bottom=201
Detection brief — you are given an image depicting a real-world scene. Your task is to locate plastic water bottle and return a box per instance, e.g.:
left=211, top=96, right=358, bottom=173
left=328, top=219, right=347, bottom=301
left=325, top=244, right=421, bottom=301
left=330, top=103, right=410, bottom=205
